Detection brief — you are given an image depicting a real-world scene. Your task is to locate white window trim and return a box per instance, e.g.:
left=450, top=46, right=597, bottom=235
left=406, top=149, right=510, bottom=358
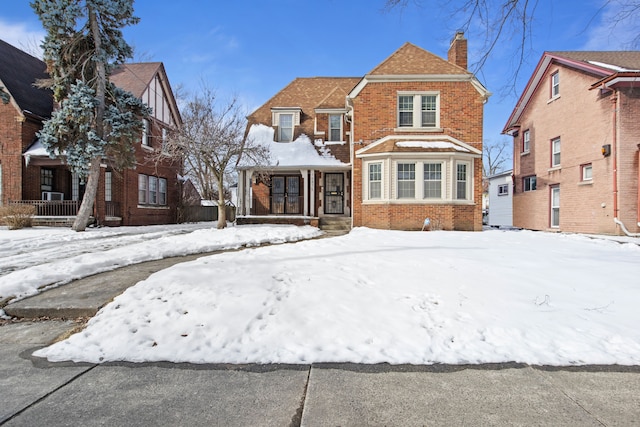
left=396, top=91, right=440, bottom=130
left=142, top=119, right=150, bottom=146
left=523, top=175, right=537, bottom=192
left=582, top=163, right=593, bottom=181
left=498, top=184, right=509, bottom=196
left=551, top=72, right=560, bottom=98
left=271, top=108, right=301, bottom=142
left=423, top=161, right=445, bottom=199
left=454, top=161, right=472, bottom=201
left=328, top=114, right=343, bottom=142
left=366, top=161, right=384, bottom=200
left=522, top=129, right=530, bottom=153
left=551, top=137, right=561, bottom=167
left=396, top=162, right=417, bottom=199
left=551, top=186, right=560, bottom=228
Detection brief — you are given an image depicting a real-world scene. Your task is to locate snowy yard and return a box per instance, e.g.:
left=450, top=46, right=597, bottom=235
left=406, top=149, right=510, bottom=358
left=2, top=224, right=639, bottom=366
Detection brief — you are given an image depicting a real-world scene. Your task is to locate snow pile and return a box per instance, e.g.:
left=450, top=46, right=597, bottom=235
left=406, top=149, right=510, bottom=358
left=245, top=124, right=345, bottom=167
left=0, top=223, right=321, bottom=302
left=32, top=227, right=640, bottom=366
left=396, top=141, right=470, bottom=152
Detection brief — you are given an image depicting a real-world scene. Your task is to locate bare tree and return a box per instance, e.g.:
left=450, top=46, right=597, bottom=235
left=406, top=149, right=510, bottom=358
left=385, top=0, right=640, bottom=95
left=483, top=138, right=511, bottom=176
left=158, top=86, right=269, bottom=229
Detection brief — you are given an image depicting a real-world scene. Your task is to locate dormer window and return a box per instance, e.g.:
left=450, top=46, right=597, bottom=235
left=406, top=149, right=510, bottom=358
left=271, top=107, right=301, bottom=142
left=398, top=92, right=439, bottom=129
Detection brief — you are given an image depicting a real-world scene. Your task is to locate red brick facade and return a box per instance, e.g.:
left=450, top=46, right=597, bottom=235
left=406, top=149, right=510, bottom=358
left=238, top=36, right=488, bottom=231
left=1, top=50, right=183, bottom=227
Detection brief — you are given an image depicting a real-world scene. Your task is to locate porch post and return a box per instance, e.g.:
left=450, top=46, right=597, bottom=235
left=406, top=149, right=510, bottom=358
left=243, top=169, right=253, bottom=216
left=300, top=169, right=309, bottom=216
left=310, top=170, right=316, bottom=217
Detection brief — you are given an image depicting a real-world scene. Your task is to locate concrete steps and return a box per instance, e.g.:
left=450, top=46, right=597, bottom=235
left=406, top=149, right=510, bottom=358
left=319, top=217, right=351, bottom=232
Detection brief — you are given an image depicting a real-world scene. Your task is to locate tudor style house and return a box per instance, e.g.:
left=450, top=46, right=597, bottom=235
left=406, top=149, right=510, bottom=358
left=503, top=51, right=640, bottom=235
left=237, top=33, right=490, bottom=231
left=0, top=39, right=183, bottom=226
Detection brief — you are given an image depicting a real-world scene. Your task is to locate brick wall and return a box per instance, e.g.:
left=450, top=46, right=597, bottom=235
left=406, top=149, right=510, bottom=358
left=351, top=80, right=484, bottom=231
left=512, top=63, right=638, bottom=234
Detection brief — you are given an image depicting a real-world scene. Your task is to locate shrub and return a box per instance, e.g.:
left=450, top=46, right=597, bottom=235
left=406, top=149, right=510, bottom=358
left=0, top=204, right=36, bottom=230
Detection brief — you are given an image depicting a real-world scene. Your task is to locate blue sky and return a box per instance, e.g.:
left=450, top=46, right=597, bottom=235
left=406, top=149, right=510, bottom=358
left=1, top=0, right=637, bottom=149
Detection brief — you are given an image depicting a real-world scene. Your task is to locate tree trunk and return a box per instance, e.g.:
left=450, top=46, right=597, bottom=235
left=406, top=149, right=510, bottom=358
left=72, top=6, right=106, bottom=232
left=217, top=176, right=226, bottom=229
left=73, top=156, right=101, bottom=231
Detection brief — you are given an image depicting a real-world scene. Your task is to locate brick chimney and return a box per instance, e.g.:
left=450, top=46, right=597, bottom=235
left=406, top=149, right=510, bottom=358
left=448, top=31, right=467, bottom=70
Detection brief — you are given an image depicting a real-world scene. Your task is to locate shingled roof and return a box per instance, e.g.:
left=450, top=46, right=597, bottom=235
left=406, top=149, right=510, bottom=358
left=368, top=42, right=469, bottom=75
left=0, top=39, right=52, bottom=118
left=109, top=62, right=163, bottom=97
left=248, top=77, right=361, bottom=127
left=549, top=51, right=640, bottom=71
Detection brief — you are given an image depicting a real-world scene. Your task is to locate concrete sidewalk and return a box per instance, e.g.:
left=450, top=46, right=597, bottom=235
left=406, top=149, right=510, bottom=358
left=2, top=243, right=639, bottom=425
left=1, top=321, right=639, bottom=426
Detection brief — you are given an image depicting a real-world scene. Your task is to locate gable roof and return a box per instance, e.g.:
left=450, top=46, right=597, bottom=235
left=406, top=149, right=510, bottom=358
left=502, top=51, right=640, bottom=134
left=0, top=39, right=52, bottom=119
left=110, top=62, right=162, bottom=98
left=110, top=62, right=182, bottom=127
left=348, top=42, right=490, bottom=99
left=369, top=42, right=469, bottom=76
left=249, top=77, right=361, bottom=123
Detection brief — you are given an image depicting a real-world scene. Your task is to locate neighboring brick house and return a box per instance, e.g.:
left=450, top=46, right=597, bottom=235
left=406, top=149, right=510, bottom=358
left=1, top=38, right=183, bottom=226
left=503, top=51, right=640, bottom=235
left=237, top=33, right=490, bottom=231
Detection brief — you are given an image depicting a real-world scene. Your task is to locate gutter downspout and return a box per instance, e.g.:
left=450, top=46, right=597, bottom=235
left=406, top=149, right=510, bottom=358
left=346, top=97, right=355, bottom=230
left=611, top=90, right=640, bottom=237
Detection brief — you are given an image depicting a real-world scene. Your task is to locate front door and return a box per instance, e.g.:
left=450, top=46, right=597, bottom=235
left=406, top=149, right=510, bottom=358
left=271, top=175, right=301, bottom=214
left=324, top=173, right=344, bottom=214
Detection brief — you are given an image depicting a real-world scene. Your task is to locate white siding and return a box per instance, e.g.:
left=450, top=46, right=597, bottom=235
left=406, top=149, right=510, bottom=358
left=488, top=171, right=513, bottom=227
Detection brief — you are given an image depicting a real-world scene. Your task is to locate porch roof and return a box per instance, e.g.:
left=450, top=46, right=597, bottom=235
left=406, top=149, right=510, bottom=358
left=23, top=139, right=64, bottom=166
left=356, top=135, right=481, bottom=157
left=239, top=124, right=349, bottom=170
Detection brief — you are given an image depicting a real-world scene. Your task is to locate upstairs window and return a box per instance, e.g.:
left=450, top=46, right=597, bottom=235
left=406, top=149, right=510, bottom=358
left=142, top=119, right=150, bottom=146
left=329, top=114, right=342, bottom=141
left=551, top=72, right=560, bottom=98
left=522, top=129, right=530, bottom=153
left=551, top=137, right=561, bottom=167
left=398, top=93, right=439, bottom=128
left=581, top=163, right=593, bottom=181
left=498, top=184, right=509, bottom=196
left=523, top=175, right=537, bottom=192
left=278, top=114, right=293, bottom=142
left=272, top=108, right=301, bottom=142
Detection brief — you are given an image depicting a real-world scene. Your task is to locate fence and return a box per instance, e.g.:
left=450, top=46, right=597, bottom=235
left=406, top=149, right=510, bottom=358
left=179, top=205, right=236, bottom=223
left=9, top=200, right=80, bottom=217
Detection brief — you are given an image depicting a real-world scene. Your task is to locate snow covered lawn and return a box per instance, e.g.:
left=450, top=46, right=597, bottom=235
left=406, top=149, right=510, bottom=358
left=26, top=226, right=640, bottom=366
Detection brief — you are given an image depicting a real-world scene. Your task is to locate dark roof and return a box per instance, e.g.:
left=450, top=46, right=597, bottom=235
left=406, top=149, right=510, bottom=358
left=0, top=39, right=52, bottom=118
left=549, top=51, right=640, bottom=70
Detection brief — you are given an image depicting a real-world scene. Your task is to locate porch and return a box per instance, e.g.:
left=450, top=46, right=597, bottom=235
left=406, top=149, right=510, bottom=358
left=236, top=168, right=351, bottom=226
left=7, top=200, right=120, bottom=226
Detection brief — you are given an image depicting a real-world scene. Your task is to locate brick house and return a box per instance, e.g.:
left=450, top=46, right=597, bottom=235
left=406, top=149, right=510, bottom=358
left=503, top=51, right=640, bottom=235
left=0, top=39, right=183, bottom=226
left=237, top=33, right=490, bottom=231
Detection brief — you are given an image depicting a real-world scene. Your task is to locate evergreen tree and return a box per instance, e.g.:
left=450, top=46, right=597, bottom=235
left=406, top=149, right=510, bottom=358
left=32, top=0, right=150, bottom=231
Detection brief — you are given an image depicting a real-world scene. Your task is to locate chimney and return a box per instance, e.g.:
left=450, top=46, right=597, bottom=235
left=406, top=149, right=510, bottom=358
left=448, top=31, right=467, bottom=70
